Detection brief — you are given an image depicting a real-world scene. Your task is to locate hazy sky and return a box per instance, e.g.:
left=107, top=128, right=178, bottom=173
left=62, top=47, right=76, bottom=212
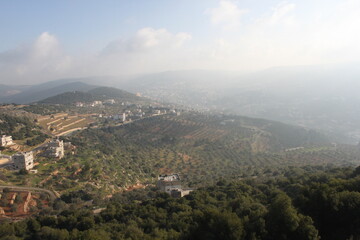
left=1, top=0, right=360, bottom=84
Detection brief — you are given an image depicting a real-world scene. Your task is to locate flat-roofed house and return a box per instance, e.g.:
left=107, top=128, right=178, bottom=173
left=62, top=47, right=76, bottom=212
left=0, top=135, right=13, bottom=147
left=157, top=174, right=182, bottom=193
left=12, top=152, right=34, bottom=170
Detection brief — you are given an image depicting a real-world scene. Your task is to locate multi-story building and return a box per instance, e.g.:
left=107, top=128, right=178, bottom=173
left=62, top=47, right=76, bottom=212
left=170, top=188, right=192, bottom=198
left=0, top=135, right=13, bottom=147
left=12, top=152, right=34, bottom=170
left=157, top=174, right=182, bottom=193
left=157, top=173, right=192, bottom=197
left=45, top=139, right=64, bottom=159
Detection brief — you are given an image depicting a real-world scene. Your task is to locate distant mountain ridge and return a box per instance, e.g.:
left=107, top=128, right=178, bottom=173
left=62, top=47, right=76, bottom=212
left=2, top=65, right=359, bottom=143
left=38, top=86, right=143, bottom=104
left=0, top=84, right=31, bottom=97
left=0, top=80, right=98, bottom=104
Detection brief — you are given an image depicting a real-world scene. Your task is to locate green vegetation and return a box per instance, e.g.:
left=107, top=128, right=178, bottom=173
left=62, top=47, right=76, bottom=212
left=0, top=114, right=48, bottom=146
left=1, top=104, right=360, bottom=239
left=4, top=111, right=357, bottom=197
left=38, top=87, right=144, bottom=105
left=22, top=105, right=71, bottom=115
left=67, top=112, right=345, bottom=187
left=2, top=166, right=360, bottom=239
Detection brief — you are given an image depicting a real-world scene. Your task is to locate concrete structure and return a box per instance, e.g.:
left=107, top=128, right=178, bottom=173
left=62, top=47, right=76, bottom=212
left=75, top=102, right=84, bottom=107
left=157, top=173, right=193, bottom=197
left=45, top=139, right=64, bottom=159
left=170, top=188, right=192, bottom=198
left=91, top=101, right=102, bottom=107
left=157, top=174, right=182, bottom=193
left=104, top=99, right=115, bottom=105
left=0, top=135, right=13, bottom=147
left=63, top=141, right=72, bottom=150
left=122, top=113, right=126, bottom=122
left=170, top=109, right=181, bottom=116
left=12, top=152, right=34, bottom=170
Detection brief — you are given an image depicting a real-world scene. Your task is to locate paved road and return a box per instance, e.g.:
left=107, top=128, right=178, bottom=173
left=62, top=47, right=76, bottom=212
left=0, top=185, right=58, bottom=200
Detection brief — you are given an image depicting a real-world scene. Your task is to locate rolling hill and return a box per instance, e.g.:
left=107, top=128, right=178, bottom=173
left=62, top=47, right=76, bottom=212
left=0, top=84, right=30, bottom=97
left=0, top=80, right=97, bottom=104
left=108, top=66, right=360, bottom=143
left=30, top=111, right=357, bottom=194
left=38, top=86, right=144, bottom=104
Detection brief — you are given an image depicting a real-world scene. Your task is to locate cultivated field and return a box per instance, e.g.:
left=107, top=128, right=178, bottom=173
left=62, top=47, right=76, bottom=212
left=37, top=113, right=94, bottom=136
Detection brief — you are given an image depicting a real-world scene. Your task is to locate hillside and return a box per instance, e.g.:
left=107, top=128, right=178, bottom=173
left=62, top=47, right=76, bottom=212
left=112, top=67, right=360, bottom=143
left=0, top=113, right=48, bottom=148
left=0, top=84, right=30, bottom=97
left=11, top=111, right=358, bottom=197
left=1, top=110, right=354, bottom=198
left=0, top=81, right=97, bottom=104
left=3, top=166, right=360, bottom=239
left=38, top=86, right=143, bottom=104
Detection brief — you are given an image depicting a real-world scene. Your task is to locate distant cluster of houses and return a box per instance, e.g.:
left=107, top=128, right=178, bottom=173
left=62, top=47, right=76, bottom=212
left=75, top=99, right=117, bottom=107
left=98, top=108, right=180, bottom=123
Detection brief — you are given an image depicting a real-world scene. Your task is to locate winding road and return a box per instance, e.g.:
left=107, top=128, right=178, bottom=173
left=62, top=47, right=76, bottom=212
left=0, top=185, right=58, bottom=200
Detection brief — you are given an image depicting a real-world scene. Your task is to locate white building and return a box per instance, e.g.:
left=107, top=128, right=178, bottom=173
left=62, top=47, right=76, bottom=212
left=91, top=101, right=102, bottom=107
left=157, top=174, right=182, bottom=193
left=46, top=139, right=64, bottom=159
left=122, top=113, right=126, bottom=122
left=0, top=135, right=13, bottom=147
left=12, top=152, right=34, bottom=170
left=75, top=102, right=84, bottom=107
left=104, top=99, right=116, bottom=105
left=157, top=173, right=192, bottom=197
left=170, top=109, right=181, bottom=116
left=170, top=188, right=192, bottom=198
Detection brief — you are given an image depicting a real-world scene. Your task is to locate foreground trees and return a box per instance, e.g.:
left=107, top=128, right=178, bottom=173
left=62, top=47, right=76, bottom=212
left=2, top=166, right=360, bottom=239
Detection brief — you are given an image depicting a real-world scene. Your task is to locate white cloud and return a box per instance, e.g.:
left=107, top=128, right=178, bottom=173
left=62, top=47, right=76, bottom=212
left=102, top=28, right=191, bottom=55
left=0, top=29, right=192, bottom=83
left=255, top=1, right=296, bottom=26
left=32, top=32, right=60, bottom=59
left=89, top=28, right=193, bottom=76
left=2, top=0, right=360, bottom=85
left=0, top=32, right=72, bottom=84
left=268, top=2, right=295, bottom=25
left=206, top=0, right=248, bottom=29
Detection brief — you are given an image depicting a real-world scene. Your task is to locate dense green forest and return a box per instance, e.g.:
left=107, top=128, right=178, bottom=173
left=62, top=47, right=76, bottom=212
left=1, top=166, right=360, bottom=239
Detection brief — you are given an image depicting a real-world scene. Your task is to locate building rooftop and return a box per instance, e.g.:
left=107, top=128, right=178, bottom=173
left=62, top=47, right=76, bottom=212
left=158, top=174, right=180, bottom=182
left=13, top=151, right=32, bottom=157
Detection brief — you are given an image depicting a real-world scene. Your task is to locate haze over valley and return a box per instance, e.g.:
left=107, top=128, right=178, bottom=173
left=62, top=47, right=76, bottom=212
left=1, top=1, right=360, bottom=239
